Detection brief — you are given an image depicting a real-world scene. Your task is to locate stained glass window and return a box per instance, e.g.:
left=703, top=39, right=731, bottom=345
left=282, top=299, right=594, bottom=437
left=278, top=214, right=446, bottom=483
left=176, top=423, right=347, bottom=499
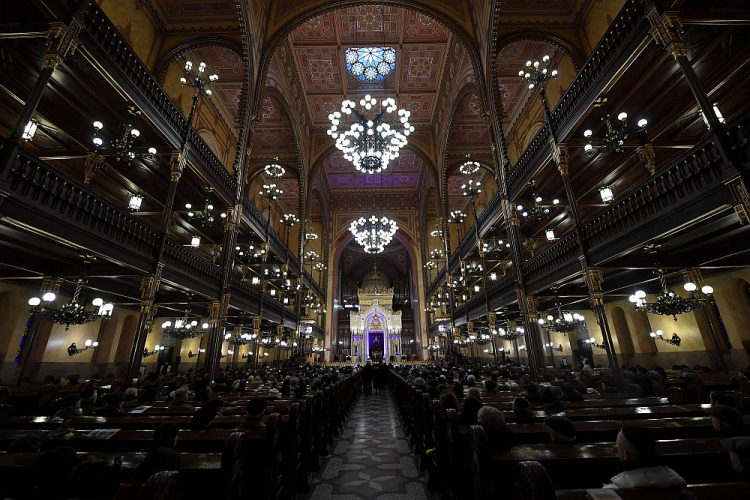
left=345, top=47, right=396, bottom=82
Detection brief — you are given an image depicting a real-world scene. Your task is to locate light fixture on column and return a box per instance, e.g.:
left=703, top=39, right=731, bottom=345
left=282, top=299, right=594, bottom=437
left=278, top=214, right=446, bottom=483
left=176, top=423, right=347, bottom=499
left=429, top=248, right=443, bottom=259
left=28, top=278, right=113, bottom=330
left=545, top=343, right=563, bottom=352
left=583, top=98, right=647, bottom=156
left=519, top=54, right=558, bottom=90
left=459, top=154, right=481, bottom=175
left=449, top=211, right=467, bottom=224
left=92, top=107, right=157, bottom=164
left=538, top=302, right=584, bottom=334
left=599, top=185, right=614, bottom=203
left=181, top=60, right=218, bottom=96
left=349, top=215, right=398, bottom=254
left=517, top=180, right=560, bottom=221
left=700, top=103, right=725, bottom=128
left=186, top=188, right=226, bottom=227
left=143, top=345, right=165, bottom=357
left=649, top=329, right=681, bottom=346
left=67, top=339, right=99, bottom=356
left=128, top=193, right=144, bottom=211
left=260, top=183, right=283, bottom=200
left=629, top=263, right=700, bottom=320
left=22, top=119, right=39, bottom=141
left=190, top=236, right=201, bottom=248
left=461, top=179, right=482, bottom=197
left=545, top=229, right=556, bottom=242
left=305, top=250, right=319, bottom=262
left=281, top=213, right=299, bottom=227
left=264, top=158, right=285, bottom=179
left=327, top=94, right=411, bottom=174
left=187, top=349, right=205, bottom=358
left=585, top=337, right=607, bottom=350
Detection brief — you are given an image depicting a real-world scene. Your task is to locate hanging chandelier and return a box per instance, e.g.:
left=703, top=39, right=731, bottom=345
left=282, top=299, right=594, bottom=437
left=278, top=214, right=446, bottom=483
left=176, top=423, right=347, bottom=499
left=281, top=213, right=299, bottom=226
left=225, top=325, right=257, bottom=346
left=28, top=279, right=113, bottom=330
left=537, top=302, right=585, bottom=334
left=650, top=329, right=682, bottom=346
left=629, top=265, right=702, bottom=320
left=161, top=297, right=209, bottom=340
left=449, top=211, right=467, bottom=224
left=517, top=180, right=560, bottom=221
left=481, top=238, right=509, bottom=255
left=462, top=179, right=482, bottom=197
left=583, top=97, right=647, bottom=156
left=186, top=189, right=225, bottom=227
left=92, top=107, right=157, bottom=165
left=327, top=95, right=412, bottom=174
left=260, top=183, right=283, bottom=200
left=264, top=158, right=285, bottom=179
left=495, top=324, right=524, bottom=341
left=349, top=215, right=398, bottom=254
left=459, top=155, right=481, bottom=175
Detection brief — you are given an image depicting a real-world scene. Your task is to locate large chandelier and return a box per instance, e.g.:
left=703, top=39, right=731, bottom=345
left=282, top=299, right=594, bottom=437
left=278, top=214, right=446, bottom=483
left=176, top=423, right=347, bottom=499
left=349, top=215, right=398, bottom=254
left=327, top=95, right=412, bottom=174
left=537, top=302, right=585, bottom=334
left=629, top=266, right=700, bottom=321
left=517, top=180, right=560, bottom=221
left=162, top=297, right=209, bottom=340
left=459, top=155, right=481, bottom=175
left=264, top=158, right=285, bottom=179
left=28, top=279, right=113, bottom=330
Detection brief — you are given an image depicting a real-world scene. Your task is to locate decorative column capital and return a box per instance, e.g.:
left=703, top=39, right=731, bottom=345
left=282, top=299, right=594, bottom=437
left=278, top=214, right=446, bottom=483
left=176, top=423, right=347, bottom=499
left=83, top=153, right=105, bottom=185
left=504, top=200, right=520, bottom=226
left=636, top=144, right=658, bottom=175
left=585, top=267, right=605, bottom=293
left=648, top=9, right=687, bottom=59
left=681, top=268, right=703, bottom=286
left=43, top=22, right=81, bottom=69
left=552, top=141, right=570, bottom=176
left=729, top=178, right=750, bottom=225
left=170, top=151, right=187, bottom=182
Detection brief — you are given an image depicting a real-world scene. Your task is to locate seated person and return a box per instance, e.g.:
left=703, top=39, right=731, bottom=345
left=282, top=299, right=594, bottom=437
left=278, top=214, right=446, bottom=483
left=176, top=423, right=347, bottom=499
left=190, top=398, right=224, bottom=430
left=98, top=391, right=127, bottom=415
left=439, top=392, right=458, bottom=412
left=560, top=382, right=584, bottom=401
left=604, top=426, right=686, bottom=489
left=239, top=398, right=267, bottom=429
left=115, top=447, right=181, bottom=500
left=544, top=416, right=576, bottom=443
left=459, top=396, right=483, bottom=425
left=721, top=437, right=750, bottom=481
left=453, top=382, right=465, bottom=399
left=79, top=388, right=98, bottom=413
left=484, top=380, right=497, bottom=393
left=542, top=387, right=566, bottom=412
left=169, top=385, right=193, bottom=409
left=55, top=393, right=83, bottom=418
left=707, top=404, right=746, bottom=437
left=524, top=384, right=543, bottom=403
left=512, top=397, right=535, bottom=424
left=153, top=423, right=179, bottom=449
left=477, top=406, right=519, bottom=450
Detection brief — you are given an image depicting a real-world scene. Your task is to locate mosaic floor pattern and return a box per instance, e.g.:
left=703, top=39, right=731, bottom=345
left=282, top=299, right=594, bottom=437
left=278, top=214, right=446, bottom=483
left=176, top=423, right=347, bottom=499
left=303, top=390, right=434, bottom=499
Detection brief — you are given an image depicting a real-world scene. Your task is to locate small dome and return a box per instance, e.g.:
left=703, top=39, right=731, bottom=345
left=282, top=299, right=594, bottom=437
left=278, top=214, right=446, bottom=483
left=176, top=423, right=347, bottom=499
left=361, top=263, right=390, bottom=293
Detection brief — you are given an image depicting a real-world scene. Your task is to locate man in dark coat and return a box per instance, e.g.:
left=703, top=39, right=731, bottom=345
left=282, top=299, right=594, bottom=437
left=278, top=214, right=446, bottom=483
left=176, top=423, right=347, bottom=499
left=362, top=361, right=373, bottom=395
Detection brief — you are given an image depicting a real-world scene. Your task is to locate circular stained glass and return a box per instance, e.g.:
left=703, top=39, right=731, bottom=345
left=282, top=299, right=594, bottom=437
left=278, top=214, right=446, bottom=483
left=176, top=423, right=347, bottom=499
left=345, top=46, right=396, bottom=82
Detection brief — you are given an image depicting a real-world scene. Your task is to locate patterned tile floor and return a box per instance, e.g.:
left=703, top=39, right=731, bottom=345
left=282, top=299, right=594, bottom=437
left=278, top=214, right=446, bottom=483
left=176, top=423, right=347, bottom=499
left=303, top=389, right=435, bottom=499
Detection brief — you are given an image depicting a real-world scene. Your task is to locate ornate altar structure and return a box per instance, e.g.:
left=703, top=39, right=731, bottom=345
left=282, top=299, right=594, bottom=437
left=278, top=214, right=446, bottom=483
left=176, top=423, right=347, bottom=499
left=349, top=263, right=402, bottom=362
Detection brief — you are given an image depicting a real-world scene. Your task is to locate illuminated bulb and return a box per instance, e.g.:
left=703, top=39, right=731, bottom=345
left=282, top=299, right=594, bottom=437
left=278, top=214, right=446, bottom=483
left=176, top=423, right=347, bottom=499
left=617, top=112, right=628, bottom=121
left=92, top=298, right=103, bottom=307
left=701, top=285, right=713, bottom=294
left=28, top=297, right=41, bottom=306
left=638, top=118, right=648, bottom=128
left=683, top=282, right=697, bottom=292
left=42, top=292, right=56, bottom=302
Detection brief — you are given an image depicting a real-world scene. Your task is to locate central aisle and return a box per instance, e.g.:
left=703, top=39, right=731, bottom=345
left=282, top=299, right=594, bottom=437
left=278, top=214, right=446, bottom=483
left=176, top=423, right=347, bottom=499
left=304, top=390, right=434, bottom=499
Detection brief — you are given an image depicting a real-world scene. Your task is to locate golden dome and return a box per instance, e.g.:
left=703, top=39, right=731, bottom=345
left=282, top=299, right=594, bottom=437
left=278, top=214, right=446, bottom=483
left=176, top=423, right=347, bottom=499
left=361, top=263, right=390, bottom=293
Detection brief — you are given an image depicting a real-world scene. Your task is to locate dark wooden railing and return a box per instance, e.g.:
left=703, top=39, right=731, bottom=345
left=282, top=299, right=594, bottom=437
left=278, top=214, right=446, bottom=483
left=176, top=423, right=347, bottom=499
left=522, top=233, right=581, bottom=287
left=3, top=144, right=159, bottom=270
left=162, top=239, right=222, bottom=295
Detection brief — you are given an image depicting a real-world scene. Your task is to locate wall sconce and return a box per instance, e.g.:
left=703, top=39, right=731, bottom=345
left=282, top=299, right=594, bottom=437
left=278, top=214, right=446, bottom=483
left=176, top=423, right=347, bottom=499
left=263, top=352, right=269, bottom=357
left=68, top=339, right=98, bottom=356
left=545, top=229, right=556, bottom=242
left=242, top=352, right=252, bottom=359
left=650, top=330, right=681, bottom=346
left=490, top=272, right=497, bottom=281
left=585, top=337, right=606, bottom=350
left=128, top=194, right=143, bottom=211
left=22, top=119, right=39, bottom=141
left=518, top=345, right=526, bottom=351
left=190, top=236, right=201, bottom=248
left=599, top=185, right=614, bottom=203
left=545, top=342, right=563, bottom=352
left=143, top=345, right=165, bottom=357
left=187, top=348, right=205, bottom=358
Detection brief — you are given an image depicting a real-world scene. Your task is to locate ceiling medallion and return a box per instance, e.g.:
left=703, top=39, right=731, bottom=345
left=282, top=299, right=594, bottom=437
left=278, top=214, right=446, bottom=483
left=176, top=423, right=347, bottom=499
left=349, top=215, right=398, bottom=254
left=345, top=47, right=396, bottom=83
left=328, top=95, right=412, bottom=174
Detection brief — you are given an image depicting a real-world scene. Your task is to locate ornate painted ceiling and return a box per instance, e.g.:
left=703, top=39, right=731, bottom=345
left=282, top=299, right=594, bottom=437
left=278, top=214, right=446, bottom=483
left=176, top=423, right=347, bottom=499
left=323, top=150, right=426, bottom=191
left=288, top=6, right=452, bottom=128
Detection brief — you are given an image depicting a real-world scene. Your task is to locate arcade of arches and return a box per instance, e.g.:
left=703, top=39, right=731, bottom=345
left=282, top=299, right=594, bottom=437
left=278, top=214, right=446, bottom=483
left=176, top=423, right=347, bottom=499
left=2, top=0, right=750, bottom=496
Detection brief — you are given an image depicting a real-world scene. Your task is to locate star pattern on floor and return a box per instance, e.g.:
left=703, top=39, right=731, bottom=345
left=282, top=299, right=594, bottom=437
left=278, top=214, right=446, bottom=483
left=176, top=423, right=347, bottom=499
left=302, top=390, right=434, bottom=499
